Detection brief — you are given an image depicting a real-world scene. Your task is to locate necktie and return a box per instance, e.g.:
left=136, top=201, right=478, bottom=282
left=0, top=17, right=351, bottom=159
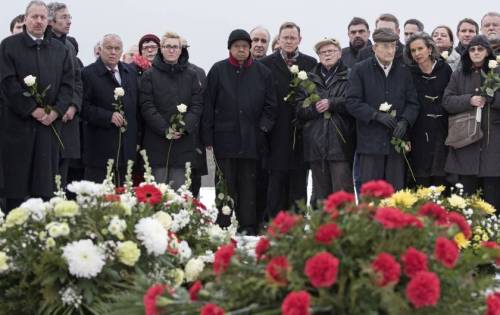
left=109, top=68, right=121, bottom=85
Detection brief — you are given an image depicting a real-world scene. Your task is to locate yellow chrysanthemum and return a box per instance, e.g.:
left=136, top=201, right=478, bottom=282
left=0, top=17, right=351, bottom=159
left=389, top=190, right=418, bottom=208
left=116, top=241, right=141, bottom=267
left=473, top=199, right=496, bottom=215
left=54, top=200, right=80, bottom=217
left=454, top=233, right=470, bottom=249
left=416, top=187, right=431, bottom=199
left=448, top=194, right=467, bottom=209
left=4, top=208, right=29, bottom=228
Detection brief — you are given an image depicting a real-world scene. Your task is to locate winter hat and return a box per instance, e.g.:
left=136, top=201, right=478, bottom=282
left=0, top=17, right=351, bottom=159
left=138, top=34, right=160, bottom=55
left=466, top=35, right=493, bottom=55
left=227, top=29, right=252, bottom=49
left=314, top=38, right=341, bottom=54
left=372, top=28, right=399, bottom=43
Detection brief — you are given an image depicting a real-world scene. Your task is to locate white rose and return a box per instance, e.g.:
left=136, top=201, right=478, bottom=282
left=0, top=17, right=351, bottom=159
left=441, top=51, right=449, bottom=60
left=114, top=87, right=125, bottom=98
left=24, top=75, right=36, bottom=87
left=153, top=211, right=172, bottom=231
left=221, top=205, right=231, bottom=215
left=184, top=257, right=205, bottom=282
left=177, top=103, right=187, bottom=113
left=297, top=71, right=308, bottom=80
left=379, top=102, right=392, bottom=112
left=488, top=60, right=498, bottom=69
left=289, top=65, right=299, bottom=74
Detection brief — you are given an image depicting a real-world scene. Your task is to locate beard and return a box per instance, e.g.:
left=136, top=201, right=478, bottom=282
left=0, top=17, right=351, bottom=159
left=351, top=37, right=366, bottom=50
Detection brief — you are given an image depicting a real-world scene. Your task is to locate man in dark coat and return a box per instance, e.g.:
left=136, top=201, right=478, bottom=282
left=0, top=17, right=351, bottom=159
left=81, top=34, right=138, bottom=184
left=260, top=22, right=316, bottom=218
left=341, top=17, right=372, bottom=68
left=346, top=28, right=419, bottom=190
left=202, top=29, right=277, bottom=235
left=48, top=2, right=82, bottom=187
left=0, top=1, right=74, bottom=211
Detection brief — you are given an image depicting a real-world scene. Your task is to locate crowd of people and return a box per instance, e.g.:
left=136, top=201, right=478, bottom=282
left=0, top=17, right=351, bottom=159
left=0, top=1, right=499, bottom=235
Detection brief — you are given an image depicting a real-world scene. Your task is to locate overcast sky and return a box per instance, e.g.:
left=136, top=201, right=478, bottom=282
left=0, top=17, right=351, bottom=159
left=1, top=0, right=497, bottom=71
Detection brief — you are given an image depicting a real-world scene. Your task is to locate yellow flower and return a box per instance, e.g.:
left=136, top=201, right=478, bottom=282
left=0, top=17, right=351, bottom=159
left=473, top=199, right=496, bottom=215
left=4, top=208, right=29, bottom=228
left=448, top=194, right=467, bottom=209
left=482, top=234, right=490, bottom=241
left=46, top=238, right=56, bottom=248
left=116, top=241, right=141, bottom=266
left=0, top=251, right=8, bottom=272
left=454, top=233, right=470, bottom=249
left=54, top=200, right=80, bottom=217
left=388, top=190, right=418, bottom=208
left=169, top=268, right=184, bottom=288
left=153, top=211, right=172, bottom=231
left=416, top=187, right=431, bottom=199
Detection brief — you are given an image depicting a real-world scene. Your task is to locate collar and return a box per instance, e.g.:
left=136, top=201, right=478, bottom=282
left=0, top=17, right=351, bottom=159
left=375, top=56, right=393, bottom=70
left=96, top=57, right=128, bottom=76
left=27, top=32, right=44, bottom=41
left=228, top=53, right=253, bottom=67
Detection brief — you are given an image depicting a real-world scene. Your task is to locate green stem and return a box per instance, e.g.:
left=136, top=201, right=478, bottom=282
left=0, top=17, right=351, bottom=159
left=115, top=129, right=121, bottom=186
left=50, top=124, right=65, bottom=151
left=487, top=103, right=490, bottom=146
left=164, top=141, right=173, bottom=183
left=292, top=126, right=297, bottom=150
left=329, top=117, right=346, bottom=144
left=402, top=151, right=416, bottom=183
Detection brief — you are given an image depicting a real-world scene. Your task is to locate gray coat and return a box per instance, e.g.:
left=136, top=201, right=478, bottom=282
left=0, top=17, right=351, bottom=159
left=443, top=68, right=500, bottom=176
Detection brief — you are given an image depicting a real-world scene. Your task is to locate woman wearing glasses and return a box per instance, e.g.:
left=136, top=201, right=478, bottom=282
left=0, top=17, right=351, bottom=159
left=139, top=32, right=203, bottom=189
left=443, top=35, right=500, bottom=209
left=405, top=32, right=452, bottom=188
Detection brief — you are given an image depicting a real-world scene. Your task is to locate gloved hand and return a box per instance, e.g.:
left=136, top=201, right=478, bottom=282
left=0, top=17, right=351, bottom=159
left=373, top=112, right=397, bottom=129
left=393, top=120, right=409, bottom=138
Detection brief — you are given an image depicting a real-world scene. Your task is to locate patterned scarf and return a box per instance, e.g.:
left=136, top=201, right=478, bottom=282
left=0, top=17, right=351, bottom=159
left=280, top=49, right=300, bottom=67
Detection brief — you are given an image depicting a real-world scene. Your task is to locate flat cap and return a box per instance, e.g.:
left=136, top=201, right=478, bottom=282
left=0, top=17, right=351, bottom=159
left=372, top=27, right=399, bottom=43
left=314, top=38, right=341, bottom=54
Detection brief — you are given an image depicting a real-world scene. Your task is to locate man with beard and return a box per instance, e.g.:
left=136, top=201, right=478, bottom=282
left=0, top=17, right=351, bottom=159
left=341, top=17, right=371, bottom=68
left=250, top=26, right=271, bottom=60
left=480, top=12, right=500, bottom=43
left=0, top=0, right=74, bottom=211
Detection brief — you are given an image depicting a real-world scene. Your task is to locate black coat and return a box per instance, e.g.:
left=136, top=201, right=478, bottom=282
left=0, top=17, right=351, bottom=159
left=139, top=52, right=203, bottom=169
left=81, top=58, right=138, bottom=168
left=297, top=62, right=355, bottom=162
left=408, top=61, right=452, bottom=177
left=341, top=40, right=372, bottom=69
left=346, top=57, right=420, bottom=155
left=0, top=29, right=74, bottom=198
left=260, top=50, right=317, bottom=170
left=202, top=56, right=277, bottom=160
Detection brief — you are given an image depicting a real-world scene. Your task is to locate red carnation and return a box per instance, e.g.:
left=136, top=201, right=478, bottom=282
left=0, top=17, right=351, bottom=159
left=405, top=271, right=441, bottom=308
left=371, top=252, right=401, bottom=287
left=200, top=303, right=225, bottom=315
left=485, top=292, right=500, bottom=315
left=324, top=191, right=355, bottom=212
left=418, top=202, right=448, bottom=224
left=266, top=256, right=289, bottom=285
left=143, top=284, right=164, bottom=315
left=267, top=211, right=300, bottom=237
left=189, top=281, right=202, bottom=301
left=135, top=184, right=163, bottom=205
left=402, top=247, right=428, bottom=278
left=434, top=237, right=459, bottom=269
left=446, top=212, right=472, bottom=239
left=304, top=252, right=340, bottom=288
left=360, top=180, right=394, bottom=198
left=314, top=223, right=342, bottom=245
left=115, top=186, right=126, bottom=194
left=192, top=198, right=207, bottom=211
left=213, top=244, right=235, bottom=275
left=374, top=207, right=422, bottom=229
left=255, top=237, right=270, bottom=260
left=281, top=291, right=311, bottom=315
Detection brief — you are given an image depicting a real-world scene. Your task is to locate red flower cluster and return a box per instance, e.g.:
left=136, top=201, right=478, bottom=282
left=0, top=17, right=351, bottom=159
left=281, top=291, right=311, bottom=315
left=266, top=256, right=289, bottom=286
left=200, top=303, right=225, bottom=315
left=143, top=284, right=164, bottom=315
left=418, top=202, right=447, bottom=224
left=360, top=180, right=394, bottom=198
left=405, top=271, right=441, bottom=308
left=402, top=247, right=428, bottom=277
left=485, top=292, right=500, bottom=315
left=434, top=237, right=459, bottom=269
left=192, top=198, right=207, bottom=211
left=189, top=281, right=202, bottom=301
left=324, top=191, right=354, bottom=212
left=255, top=237, right=270, bottom=260
left=304, top=252, right=340, bottom=288
left=135, top=184, right=163, bottom=205
left=374, top=207, right=423, bottom=229
left=314, top=223, right=342, bottom=245
left=213, top=244, right=235, bottom=275
left=371, top=252, right=401, bottom=287
left=446, top=212, right=472, bottom=239
left=267, top=211, right=301, bottom=237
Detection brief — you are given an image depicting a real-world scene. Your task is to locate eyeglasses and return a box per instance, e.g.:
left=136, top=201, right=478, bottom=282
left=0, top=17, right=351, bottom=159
left=469, top=46, right=486, bottom=53
left=142, top=45, right=158, bottom=50
left=319, top=49, right=339, bottom=55
left=161, top=45, right=180, bottom=50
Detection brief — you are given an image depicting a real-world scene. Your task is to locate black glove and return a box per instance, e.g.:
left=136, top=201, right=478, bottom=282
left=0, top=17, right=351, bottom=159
left=393, top=120, right=409, bottom=138
left=374, top=112, right=397, bottom=129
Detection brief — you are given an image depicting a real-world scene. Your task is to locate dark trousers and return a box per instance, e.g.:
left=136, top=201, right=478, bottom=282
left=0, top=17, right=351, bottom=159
left=359, top=154, right=405, bottom=191
left=267, top=168, right=308, bottom=218
left=5, top=197, right=25, bottom=213
left=255, top=160, right=269, bottom=226
left=216, top=158, right=257, bottom=234
left=459, top=176, right=500, bottom=211
left=310, top=160, right=353, bottom=203
left=190, top=168, right=202, bottom=198
left=84, top=166, right=126, bottom=186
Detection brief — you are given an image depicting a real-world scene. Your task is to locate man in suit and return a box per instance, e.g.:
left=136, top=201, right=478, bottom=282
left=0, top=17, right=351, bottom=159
left=81, top=34, right=138, bottom=185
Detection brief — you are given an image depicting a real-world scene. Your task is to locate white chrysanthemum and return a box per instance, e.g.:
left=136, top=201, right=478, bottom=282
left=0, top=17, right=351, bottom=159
left=62, top=239, right=106, bottom=278
left=20, top=198, right=48, bottom=221
left=207, top=224, right=225, bottom=243
left=135, top=218, right=168, bottom=256
left=178, top=240, right=192, bottom=262
left=171, top=209, right=190, bottom=232
left=67, top=180, right=105, bottom=196
left=221, top=205, right=232, bottom=215
left=199, top=250, right=214, bottom=263
left=184, top=257, right=204, bottom=282
left=119, top=193, right=136, bottom=215
left=205, top=206, right=218, bottom=223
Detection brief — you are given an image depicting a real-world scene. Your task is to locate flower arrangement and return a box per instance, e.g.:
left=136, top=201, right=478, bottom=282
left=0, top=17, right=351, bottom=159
left=125, top=180, right=500, bottom=315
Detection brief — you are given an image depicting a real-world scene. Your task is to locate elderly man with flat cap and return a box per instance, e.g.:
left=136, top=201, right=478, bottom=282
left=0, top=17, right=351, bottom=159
left=346, top=28, right=419, bottom=190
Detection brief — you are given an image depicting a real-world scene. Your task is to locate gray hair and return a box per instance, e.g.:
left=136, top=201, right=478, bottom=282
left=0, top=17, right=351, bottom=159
left=100, top=34, right=123, bottom=48
left=47, top=2, right=66, bottom=21
left=250, top=26, right=271, bottom=42
left=405, top=32, right=440, bottom=64
left=25, top=0, right=48, bottom=16
left=482, top=12, right=500, bottom=25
